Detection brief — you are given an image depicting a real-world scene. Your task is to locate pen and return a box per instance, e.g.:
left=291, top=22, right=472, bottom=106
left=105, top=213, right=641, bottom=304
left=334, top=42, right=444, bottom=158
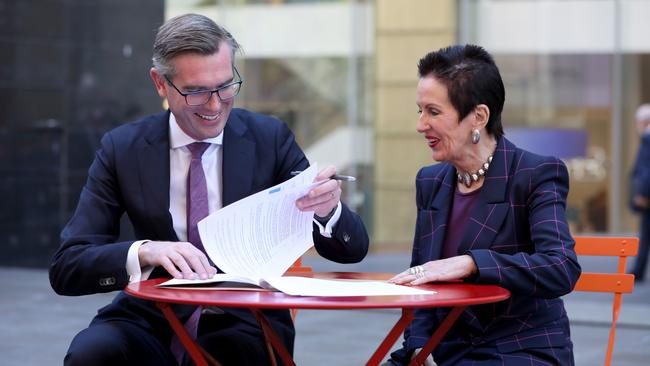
left=290, top=170, right=357, bottom=182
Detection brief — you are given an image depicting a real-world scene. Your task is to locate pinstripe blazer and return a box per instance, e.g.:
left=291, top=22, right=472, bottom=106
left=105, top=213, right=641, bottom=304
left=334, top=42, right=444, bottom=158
left=391, top=137, right=581, bottom=365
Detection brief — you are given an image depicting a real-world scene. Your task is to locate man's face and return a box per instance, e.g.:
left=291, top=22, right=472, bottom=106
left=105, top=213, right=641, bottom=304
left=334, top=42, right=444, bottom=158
left=151, top=44, right=236, bottom=140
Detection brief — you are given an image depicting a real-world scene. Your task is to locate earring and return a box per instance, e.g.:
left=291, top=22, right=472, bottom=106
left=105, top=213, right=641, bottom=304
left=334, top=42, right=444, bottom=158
left=471, top=129, right=480, bottom=144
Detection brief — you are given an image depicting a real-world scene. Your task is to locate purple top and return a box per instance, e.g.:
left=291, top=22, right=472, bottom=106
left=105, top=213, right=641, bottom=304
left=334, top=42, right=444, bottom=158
left=442, top=186, right=481, bottom=258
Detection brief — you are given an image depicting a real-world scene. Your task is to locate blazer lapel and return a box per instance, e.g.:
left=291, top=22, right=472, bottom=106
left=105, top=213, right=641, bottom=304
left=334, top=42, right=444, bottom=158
left=459, top=137, right=514, bottom=253
left=138, top=111, right=178, bottom=241
left=222, top=112, right=255, bottom=206
left=423, top=166, right=456, bottom=261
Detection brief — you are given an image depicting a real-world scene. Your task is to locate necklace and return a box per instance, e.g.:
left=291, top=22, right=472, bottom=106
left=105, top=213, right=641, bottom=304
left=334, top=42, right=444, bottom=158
left=457, top=154, right=494, bottom=188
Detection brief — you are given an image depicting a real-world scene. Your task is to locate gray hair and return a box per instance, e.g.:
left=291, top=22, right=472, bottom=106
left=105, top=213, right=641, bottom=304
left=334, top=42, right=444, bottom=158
left=152, top=13, right=241, bottom=78
left=636, top=104, right=650, bottom=133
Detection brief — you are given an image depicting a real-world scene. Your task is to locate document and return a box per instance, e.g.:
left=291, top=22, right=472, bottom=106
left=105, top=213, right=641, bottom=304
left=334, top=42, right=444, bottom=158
left=159, top=165, right=435, bottom=297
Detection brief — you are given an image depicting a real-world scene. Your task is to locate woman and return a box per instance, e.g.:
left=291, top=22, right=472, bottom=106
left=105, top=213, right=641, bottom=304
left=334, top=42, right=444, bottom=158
left=387, top=45, right=581, bottom=366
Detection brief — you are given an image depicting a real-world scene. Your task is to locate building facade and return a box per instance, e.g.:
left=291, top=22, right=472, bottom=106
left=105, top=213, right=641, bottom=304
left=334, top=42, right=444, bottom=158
left=2, top=0, right=649, bottom=266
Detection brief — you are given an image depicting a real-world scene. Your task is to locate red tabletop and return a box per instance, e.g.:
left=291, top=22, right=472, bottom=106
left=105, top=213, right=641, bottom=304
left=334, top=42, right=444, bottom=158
left=125, top=272, right=510, bottom=310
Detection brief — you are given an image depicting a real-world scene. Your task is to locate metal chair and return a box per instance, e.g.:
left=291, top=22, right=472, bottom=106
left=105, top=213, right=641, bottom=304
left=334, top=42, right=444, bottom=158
left=573, top=236, right=639, bottom=366
left=285, top=257, right=313, bottom=321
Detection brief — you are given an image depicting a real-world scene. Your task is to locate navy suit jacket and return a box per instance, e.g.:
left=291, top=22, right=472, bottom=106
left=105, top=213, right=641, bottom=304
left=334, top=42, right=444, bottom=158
left=391, top=137, right=581, bottom=365
left=49, top=109, right=369, bottom=348
left=631, top=132, right=650, bottom=212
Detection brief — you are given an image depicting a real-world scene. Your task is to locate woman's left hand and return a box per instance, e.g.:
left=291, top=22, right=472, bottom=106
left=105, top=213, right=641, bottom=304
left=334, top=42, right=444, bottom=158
left=388, top=255, right=478, bottom=286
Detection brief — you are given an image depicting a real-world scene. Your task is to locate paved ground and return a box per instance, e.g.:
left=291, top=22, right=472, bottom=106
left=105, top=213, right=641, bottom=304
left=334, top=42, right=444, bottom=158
left=1, top=251, right=648, bottom=366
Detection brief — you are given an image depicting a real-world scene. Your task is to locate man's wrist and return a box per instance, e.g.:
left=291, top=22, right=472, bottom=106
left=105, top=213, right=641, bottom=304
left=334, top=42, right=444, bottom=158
left=315, top=207, right=336, bottom=225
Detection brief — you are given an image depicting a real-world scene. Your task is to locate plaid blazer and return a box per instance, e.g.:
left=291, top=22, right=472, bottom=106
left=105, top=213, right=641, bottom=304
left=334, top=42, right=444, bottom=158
left=391, top=137, right=581, bottom=365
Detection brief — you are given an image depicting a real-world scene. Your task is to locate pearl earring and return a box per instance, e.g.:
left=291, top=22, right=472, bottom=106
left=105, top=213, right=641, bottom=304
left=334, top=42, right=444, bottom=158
left=471, top=129, right=480, bottom=144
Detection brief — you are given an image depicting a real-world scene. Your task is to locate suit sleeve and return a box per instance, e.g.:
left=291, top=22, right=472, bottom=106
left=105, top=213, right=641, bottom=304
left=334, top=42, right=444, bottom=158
left=312, top=203, right=369, bottom=263
left=635, top=134, right=650, bottom=198
left=272, top=120, right=369, bottom=263
left=49, top=132, right=132, bottom=296
left=469, top=157, right=581, bottom=298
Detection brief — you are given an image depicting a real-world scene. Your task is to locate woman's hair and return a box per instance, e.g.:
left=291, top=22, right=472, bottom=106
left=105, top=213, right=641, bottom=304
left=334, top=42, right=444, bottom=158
left=152, top=13, right=241, bottom=78
left=418, top=44, right=505, bottom=139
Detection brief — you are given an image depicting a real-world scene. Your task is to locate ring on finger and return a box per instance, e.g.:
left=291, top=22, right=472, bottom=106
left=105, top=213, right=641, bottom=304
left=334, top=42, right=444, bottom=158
left=408, top=265, right=424, bottom=275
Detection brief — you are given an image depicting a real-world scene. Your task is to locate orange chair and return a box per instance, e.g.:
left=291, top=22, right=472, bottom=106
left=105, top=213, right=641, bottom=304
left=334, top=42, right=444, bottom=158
left=573, top=236, right=639, bottom=366
left=285, top=257, right=313, bottom=274
left=284, top=257, right=313, bottom=321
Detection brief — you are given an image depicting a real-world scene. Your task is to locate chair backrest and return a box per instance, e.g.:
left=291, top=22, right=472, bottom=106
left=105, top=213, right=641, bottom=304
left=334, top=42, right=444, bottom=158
left=573, top=236, right=639, bottom=366
left=285, top=257, right=313, bottom=274
left=284, top=257, right=313, bottom=321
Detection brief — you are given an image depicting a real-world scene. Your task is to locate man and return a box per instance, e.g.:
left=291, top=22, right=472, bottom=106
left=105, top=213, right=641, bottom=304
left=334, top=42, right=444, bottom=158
left=631, top=104, right=650, bottom=283
left=49, top=13, right=369, bottom=365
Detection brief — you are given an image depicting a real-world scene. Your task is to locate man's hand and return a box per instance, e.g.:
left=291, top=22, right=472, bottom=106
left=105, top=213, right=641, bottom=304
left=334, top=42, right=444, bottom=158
left=138, top=241, right=217, bottom=280
left=388, top=255, right=477, bottom=286
left=295, top=165, right=341, bottom=218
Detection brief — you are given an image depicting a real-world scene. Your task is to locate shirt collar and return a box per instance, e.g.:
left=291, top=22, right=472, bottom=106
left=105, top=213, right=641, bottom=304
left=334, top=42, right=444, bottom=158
left=168, top=112, right=224, bottom=149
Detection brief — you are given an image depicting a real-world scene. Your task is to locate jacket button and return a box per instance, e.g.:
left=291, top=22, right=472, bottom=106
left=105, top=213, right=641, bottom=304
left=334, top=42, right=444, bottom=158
left=99, top=277, right=116, bottom=286
left=343, top=233, right=350, bottom=243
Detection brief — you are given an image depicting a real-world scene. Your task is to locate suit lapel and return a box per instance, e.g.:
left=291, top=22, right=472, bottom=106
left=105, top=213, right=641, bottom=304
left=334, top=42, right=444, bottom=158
left=459, top=137, right=514, bottom=253
left=423, top=166, right=456, bottom=261
left=222, top=111, right=255, bottom=206
left=138, top=111, right=178, bottom=240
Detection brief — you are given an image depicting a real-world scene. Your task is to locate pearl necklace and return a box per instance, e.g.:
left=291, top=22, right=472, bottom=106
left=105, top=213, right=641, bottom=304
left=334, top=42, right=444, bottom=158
left=457, top=154, right=493, bottom=188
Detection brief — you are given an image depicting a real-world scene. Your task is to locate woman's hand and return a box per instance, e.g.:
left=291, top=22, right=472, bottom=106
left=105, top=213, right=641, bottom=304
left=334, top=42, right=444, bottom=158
left=388, top=255, right=477, bottom=286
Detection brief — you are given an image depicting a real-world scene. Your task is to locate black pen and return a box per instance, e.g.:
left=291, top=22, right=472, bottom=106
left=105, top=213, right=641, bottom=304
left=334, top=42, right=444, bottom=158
left=290, top=170, right=357, bottom=182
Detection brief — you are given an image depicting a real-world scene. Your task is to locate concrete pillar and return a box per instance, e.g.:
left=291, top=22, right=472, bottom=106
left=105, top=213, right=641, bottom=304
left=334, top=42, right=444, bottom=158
left=373, top=0, right=457, bottom=249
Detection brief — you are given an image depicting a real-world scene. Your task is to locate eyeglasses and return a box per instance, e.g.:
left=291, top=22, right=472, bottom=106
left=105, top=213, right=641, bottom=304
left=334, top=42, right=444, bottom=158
left=164, top=67, right=243, bottom=106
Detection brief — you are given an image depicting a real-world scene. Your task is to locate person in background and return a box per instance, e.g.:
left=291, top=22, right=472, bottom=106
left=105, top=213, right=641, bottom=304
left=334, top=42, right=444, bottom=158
left=387, top=44, right=581, bottom=366
left=49, top=13, right=369, bottom=366
left=630, top=104, right=650, bottom=282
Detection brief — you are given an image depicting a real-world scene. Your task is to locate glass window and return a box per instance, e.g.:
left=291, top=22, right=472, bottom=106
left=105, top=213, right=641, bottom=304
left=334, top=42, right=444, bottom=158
left=460, top=0, right=650, bottom=234
left=165, top=0, right=374, bottom=223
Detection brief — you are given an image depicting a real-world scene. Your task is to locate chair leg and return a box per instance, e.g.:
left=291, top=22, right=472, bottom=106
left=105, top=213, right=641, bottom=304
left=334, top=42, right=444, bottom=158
left=604, top=293, right=623, bottom=366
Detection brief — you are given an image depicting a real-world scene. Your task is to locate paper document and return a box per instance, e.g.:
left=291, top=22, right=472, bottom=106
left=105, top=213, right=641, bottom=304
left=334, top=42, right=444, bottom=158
left=199, top=164, right=321, bottom=282
left=159, top=165, right=435, bottom=296
left=160, top=165, right=320, bottom=288
left=262, top=277, right=435, bottom=297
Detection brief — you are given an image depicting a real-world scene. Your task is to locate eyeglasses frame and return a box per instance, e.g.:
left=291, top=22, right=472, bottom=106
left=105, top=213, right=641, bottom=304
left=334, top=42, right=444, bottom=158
left=164, top=66, right=243, bottom=106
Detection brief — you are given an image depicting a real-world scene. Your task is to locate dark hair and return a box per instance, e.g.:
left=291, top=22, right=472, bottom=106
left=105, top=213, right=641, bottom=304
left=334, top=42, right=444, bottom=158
left=417, top=44, right=505, bottom=139
left=152, top=13, right=241, bottom=78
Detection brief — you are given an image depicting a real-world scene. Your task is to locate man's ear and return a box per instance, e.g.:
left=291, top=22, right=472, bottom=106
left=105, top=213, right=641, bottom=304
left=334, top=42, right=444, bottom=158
left=150, top=68, right=168, bottom=98
left=473, top=104, right=490, bottom=129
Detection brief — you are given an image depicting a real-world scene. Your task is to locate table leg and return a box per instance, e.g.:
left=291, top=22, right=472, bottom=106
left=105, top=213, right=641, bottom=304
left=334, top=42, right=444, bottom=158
left=155, top=302, right=223, bottom=366
left=365, top=308, right=415, bottom=366
left=408, top=306, right=466, bottom=366
left=250, top=309, right=297, bottom=366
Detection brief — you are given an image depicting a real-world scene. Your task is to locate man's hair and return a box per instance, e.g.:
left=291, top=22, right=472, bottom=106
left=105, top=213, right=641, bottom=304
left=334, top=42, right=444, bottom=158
left=636, top=104, right=650, bottom=133
left=152, top=13, right=241, bottom=78
left=418, top=44, right=505, bottom=139
left=636, top=104, right=650, bottom=122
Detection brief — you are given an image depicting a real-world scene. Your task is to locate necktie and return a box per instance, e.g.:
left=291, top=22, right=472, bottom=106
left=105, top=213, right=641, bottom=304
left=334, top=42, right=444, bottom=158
left=171, top=142, right=211, bottom=364
left=186, top=142, right=211, bottom=253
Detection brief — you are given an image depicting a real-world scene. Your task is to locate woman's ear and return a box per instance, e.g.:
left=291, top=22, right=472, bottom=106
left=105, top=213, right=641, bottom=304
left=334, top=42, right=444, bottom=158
left=473, top=104, right=490, bottom=129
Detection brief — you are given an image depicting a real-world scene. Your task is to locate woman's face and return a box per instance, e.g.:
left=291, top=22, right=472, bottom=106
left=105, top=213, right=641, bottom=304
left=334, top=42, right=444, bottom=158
left=416, top=75, right=474, bottom=163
